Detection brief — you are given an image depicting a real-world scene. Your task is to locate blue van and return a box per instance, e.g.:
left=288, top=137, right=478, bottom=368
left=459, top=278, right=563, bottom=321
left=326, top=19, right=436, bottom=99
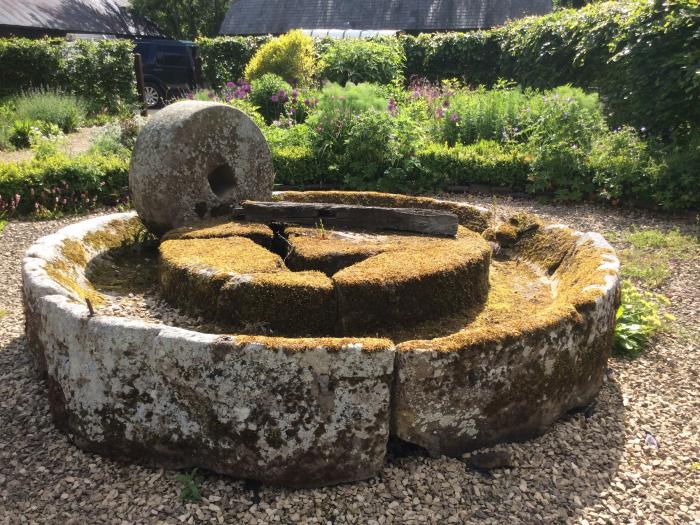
left=134, top=39, right=199, bottom=108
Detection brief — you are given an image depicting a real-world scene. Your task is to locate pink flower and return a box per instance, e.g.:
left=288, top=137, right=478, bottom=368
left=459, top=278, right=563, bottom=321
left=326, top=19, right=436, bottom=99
left=450, top=112, right=459, bottom=122
left=226, top=81, right=235, bottom=88
left=271, top=95, right=279, bottom=102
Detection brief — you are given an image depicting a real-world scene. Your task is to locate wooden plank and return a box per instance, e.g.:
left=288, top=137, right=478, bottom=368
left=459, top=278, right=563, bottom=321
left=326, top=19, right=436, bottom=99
left=242, top=201, right=459, bottom=237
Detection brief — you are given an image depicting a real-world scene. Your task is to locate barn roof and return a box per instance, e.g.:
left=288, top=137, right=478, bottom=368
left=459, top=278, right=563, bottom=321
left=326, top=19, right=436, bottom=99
left=220, top=0, right=552, bottom=36
left=0, top=0, right=166, bottom=37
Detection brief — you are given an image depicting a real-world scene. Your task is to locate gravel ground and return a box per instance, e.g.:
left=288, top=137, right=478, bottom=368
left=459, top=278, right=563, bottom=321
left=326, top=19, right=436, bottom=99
left=1, top=197, right=699, bottom=524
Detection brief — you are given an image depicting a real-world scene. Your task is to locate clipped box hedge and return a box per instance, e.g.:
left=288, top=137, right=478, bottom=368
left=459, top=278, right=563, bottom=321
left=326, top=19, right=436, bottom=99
left=0, top=153, right=129, bottom=216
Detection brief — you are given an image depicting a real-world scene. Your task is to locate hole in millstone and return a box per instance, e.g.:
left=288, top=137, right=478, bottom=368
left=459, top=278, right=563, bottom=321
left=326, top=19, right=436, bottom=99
left=207, top=164, right=237, bottom=197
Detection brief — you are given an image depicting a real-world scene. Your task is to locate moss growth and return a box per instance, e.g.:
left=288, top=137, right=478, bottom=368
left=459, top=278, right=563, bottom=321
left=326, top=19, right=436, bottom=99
left=160, top=237, right=285, bottom=275
left=217, top=271, right=335, bottom=336
left=159, top=236, right=286, bottom=317
left=515, top=227, right=577, bottom=274
left=163, top=220, right=274, bottom=248
left=286, top=225, right=484, bottom=277
left=397, top=226, right=619, bottom=352
left=277, top=191, right=491, bottom=233
left=228, top=335, right=394, bottom=353
left=334, top=234, right=491, bottom=335
left=45, top=257, right=106, bottom=306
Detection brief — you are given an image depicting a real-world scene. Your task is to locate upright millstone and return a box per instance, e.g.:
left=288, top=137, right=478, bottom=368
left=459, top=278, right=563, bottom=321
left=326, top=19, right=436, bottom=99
left=129, top=101, right=274, bottom=235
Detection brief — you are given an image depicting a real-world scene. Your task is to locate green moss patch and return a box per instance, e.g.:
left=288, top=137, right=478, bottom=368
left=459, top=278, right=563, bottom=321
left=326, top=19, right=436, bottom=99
left=335, top=238, right=491, bottom=335
left=159, top=237, right=286, bottom=316
left=218, top=271, right=335, bottom=336
left=162, top=219, right=274, bottom=248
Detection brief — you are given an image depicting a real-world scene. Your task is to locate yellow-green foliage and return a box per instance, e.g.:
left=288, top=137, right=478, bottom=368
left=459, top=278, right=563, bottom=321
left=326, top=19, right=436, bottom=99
left=244, top=30, right=317, bottom=85
left=614, top=280, right=672, bottom=356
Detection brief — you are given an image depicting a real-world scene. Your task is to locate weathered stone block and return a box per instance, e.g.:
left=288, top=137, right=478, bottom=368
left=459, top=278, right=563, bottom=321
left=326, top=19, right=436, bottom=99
left=129, top=101, right=274, bottom=235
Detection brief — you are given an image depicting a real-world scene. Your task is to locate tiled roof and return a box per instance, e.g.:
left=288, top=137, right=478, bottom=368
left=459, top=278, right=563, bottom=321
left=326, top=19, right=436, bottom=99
left=0, top=0, right=166, bottom=37
left=220, top=0, right=552, bottom=35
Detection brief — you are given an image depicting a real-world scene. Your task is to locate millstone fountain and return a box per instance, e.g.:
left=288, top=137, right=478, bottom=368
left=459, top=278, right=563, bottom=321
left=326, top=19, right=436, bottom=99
left=22, top=102, right=621, bottom=487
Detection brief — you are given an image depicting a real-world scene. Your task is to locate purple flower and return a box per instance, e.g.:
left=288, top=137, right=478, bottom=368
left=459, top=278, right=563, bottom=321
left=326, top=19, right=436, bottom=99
left=291, top=89, right=299, bottom=99
left=226, top=81, right=235, bottom=88
left=277, top=89, right=286, bottom=97
left=436, top=108, right=445, bottom=118
left=271, top=95, right=279, bottom=102
left=442, top=99, right=450, bottom=108
left=289, top=107, right=296, bottom=115
left=450, top=112, right=459, bottom=122
left=207, top=91, right=215, bottom=99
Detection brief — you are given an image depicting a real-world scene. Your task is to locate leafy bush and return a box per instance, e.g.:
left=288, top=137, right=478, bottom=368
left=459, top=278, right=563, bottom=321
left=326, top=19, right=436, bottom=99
left=12, top=89, right=86, bottom=133
left=0, top=38, right=61, bottom=97
left=61, top=39, right=138, bottom=113
left=588, top=126, right=659, bottom=204
left=90, top=116, right=146, bottom=155
left=320, top=38, right=405, bottom=85
left=653, top=131, right=700, bottom=210
left=189, top=85, right=267, bottom=128
left=0, top=105, right=13, bottom=150
left=431, top=84, right=528, bottom=146
left=0, top=152, right=129, bottom=218
left=244, top=30, right=317, bottom=85
left=306, top=83, right=387, bottom=178
left=402, top=32, right=501, bottom=86
left=9, top=120, right=61, bottom=149
left=614, top=280, right=671, bottom=356
left=521, top=86, right=606, bottom=199
left=271, top=145, right=320, bottom=186
left=249, top=74, right=293, bottom=124
left=197, top=36, right=270, bottom=89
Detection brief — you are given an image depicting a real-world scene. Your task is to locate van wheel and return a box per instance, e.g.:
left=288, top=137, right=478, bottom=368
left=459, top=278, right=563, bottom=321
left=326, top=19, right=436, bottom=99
left=144, top=83, right=164, bottom=108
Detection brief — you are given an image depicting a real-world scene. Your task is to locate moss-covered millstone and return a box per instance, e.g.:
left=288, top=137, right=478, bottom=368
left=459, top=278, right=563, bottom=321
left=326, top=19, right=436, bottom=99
left=158, top=222, right=491, bottom=335
left=22, top=192, right=621, bottom=487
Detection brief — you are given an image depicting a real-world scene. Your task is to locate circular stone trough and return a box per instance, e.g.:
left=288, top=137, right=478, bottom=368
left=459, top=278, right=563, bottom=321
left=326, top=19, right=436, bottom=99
left=22, top=191, right=621, bottom=487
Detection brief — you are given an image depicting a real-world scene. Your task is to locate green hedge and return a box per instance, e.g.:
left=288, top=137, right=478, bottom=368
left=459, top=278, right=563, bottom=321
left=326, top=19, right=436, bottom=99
left=0, top=38, right=137, bottom=112
left=197, top=36, right=270, bottom=88
left=416, top=141, right=531, bottom=190
left=0, top=153, right=129, bottom=217
left=403, top=0, right=699, bottom=134
left=271, top=145, right=321, bottom=186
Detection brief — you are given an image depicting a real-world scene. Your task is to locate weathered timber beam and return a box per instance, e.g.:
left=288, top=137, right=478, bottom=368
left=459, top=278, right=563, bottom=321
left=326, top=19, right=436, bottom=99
left=242, top=201, right=458, bottom=237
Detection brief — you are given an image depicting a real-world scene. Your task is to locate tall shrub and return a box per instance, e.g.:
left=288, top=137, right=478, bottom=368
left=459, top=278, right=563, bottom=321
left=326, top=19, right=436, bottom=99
left=0, top=38, right=61, bottom=97
left=319, top=38, right=405, bottom=85
left=244, top=30, right=317, bottom=85
left=197, top=36, right=270, bottom=88
left=61, top=39, right=138, bottom=113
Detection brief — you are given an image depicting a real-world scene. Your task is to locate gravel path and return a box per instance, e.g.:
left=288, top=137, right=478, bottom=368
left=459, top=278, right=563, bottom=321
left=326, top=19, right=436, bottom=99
left=1, top=198, right=698, bottom=524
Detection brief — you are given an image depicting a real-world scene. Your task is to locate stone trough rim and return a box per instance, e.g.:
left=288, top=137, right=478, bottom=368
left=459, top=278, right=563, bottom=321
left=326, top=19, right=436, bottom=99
left=22, top=208, right=620, bottom=353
